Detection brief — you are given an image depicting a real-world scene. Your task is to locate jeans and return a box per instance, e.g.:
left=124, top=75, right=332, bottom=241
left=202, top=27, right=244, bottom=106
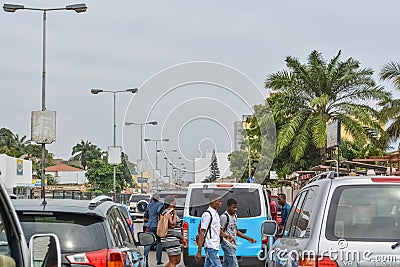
left=204, top=247, right=222, bottom=267
left=221, top=242, right=239, bottom=267
left=144, top=227, right=163, bottom=263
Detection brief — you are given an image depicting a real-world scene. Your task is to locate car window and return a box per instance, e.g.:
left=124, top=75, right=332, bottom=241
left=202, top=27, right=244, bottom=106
left=188, top=188, right=261, bottom=218
left=17, top=212, right=108, bottom=253
left=117, top=206, right=129, bottom=219
left=0, top=212, right=10, bottom=256
left=292, top=186, right=319, bottom=238
left=107, top=208, right=133, bottom=247
left=129, top=195, right=150, bottom=202
left=284, top=191, right=305, bottom=237
left=326, top=185, right=400, bottom=241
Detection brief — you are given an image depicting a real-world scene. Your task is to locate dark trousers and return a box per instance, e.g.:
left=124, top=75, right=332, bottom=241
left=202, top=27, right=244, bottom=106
left=144, top=227, right=163, bottom=263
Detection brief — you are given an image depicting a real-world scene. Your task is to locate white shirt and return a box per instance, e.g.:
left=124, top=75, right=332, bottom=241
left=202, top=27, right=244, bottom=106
left=200, top=206, right=220, bottom=250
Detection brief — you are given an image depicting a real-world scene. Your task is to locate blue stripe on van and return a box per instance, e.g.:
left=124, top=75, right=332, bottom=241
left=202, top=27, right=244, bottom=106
left=183, top=215, right=267, bottom=257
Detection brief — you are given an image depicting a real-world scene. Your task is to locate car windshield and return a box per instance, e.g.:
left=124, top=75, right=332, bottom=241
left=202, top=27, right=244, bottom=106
left=327, top=185, right=400, bottom=241
left=188, top=188, right=261, bottom=218
left=129, top=195, right=150, bottom=202
left=17, top=212, right=108, bottom=253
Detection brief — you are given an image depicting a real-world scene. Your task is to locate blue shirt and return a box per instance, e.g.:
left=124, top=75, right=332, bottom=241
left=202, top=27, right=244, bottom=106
left=144, top=200, right=163, bottom=228
left=281, top=202, right=291, bottom=226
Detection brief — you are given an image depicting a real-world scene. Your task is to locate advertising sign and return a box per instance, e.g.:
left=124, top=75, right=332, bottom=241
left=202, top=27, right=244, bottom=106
left=31, top=110, right=56, bottom=144
left=16, top=159, right=23, bottom=176
left=108, top=146, right=122, bottom=165
left=327, top=119, right=341, bottom=148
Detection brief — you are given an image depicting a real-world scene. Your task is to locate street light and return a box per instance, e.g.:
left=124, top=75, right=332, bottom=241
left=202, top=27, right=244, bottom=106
left=91, top=88, right=138, bottom=201
left=3, top=3, right=87, bottom=203
left=157, top=149, right=177, bottom=189
left=125, top=121, right=158, bottom=192
left=144, top=138, right=169, bottom=191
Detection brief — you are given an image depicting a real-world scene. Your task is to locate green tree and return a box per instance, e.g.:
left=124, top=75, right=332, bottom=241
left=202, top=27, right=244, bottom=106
left=71, top=140, right=102, bottom=170
left=203, top=149, right=220, bottom=183
left=379, top=61, right=400, bottom=142
left=265, top=50, right=390, bottom=164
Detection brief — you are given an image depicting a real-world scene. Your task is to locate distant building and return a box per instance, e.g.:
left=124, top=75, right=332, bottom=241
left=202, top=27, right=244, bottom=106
left=233, top=115, right=252, bottom=151
left=0, top=154, right=32, bottom=194
left=45, top=164, right=87, bottom=184
left=194, top=152, right=232, bottom=183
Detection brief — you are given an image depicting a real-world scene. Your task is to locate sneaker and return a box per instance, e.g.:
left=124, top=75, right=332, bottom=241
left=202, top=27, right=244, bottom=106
left=156, top=262, right=164, bottom=266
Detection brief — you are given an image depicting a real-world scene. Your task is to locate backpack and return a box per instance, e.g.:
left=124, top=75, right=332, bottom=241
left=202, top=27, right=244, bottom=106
left=156, top=208, right=173, bottom=238
left=195, top=210, right=212, bottom=247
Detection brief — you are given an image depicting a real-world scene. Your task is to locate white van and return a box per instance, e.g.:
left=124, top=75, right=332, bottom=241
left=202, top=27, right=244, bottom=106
left=182, top=183, right=271, bottom=267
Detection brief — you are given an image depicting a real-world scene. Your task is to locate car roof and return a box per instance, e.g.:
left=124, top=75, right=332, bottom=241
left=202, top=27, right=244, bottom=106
left=12, top=196, right=115, bottom=218
left=188, top=182, right=262, bottom=189
left=306, top=174, right=400, bottom=188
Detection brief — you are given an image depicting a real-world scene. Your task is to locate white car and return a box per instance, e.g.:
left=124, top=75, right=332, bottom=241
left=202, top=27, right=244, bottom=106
left=127, top=193, right=151, bottom=221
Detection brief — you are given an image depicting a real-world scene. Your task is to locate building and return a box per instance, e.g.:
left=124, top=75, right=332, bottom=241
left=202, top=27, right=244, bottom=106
left=194, top=151, right=232, bottom=183
left=0, top=154, right=32, bottom=194
left=45, top=163, right=87, bottom=184
left=233, top=115, right=252, bottom=151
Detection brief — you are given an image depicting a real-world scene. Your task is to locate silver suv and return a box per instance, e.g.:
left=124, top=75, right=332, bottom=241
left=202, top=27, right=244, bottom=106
left=267, top=172, right=400, bottom=267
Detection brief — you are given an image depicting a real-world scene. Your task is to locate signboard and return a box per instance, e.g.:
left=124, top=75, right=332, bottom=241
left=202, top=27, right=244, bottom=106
left=247, top=177, right=255, bottom=183
left=327, top=119, right=341, bottom=148
left=31, top=110, right=56, bottom=144
left=16, top=159, right=23, bottom=176
left=137, top=177, right=148, bottom=184
left=108, top=146, right=122, bottom=165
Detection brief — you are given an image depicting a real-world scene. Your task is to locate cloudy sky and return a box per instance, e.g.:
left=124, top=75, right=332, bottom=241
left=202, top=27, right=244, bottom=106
left=1, top=1, right=399, bottom=180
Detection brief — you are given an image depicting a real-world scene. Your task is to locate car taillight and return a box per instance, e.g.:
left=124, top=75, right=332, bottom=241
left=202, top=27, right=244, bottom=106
left=66, top=248, right=125, bottom=267
left=182, top=221, right=188, bottom=247
left=262, top=236, right=268, bottom=244
left=299, top=256, right=338, bottom=267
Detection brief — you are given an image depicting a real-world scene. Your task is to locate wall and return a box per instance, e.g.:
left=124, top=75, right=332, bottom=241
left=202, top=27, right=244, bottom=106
left=46, top=171, right=87, bottom=184
left=0, top=154, right=32, bottom=193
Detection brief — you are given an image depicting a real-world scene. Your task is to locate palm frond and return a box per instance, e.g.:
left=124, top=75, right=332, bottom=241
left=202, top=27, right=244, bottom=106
left=380, top=61, right=400, bottom=90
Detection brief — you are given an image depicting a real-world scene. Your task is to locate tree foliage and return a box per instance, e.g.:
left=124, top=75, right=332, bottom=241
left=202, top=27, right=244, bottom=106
left=71, top=140, right=102, bottom=170
left=265, top=50, right=390, bottom=164
left=203, top=149, right=220, bottom=183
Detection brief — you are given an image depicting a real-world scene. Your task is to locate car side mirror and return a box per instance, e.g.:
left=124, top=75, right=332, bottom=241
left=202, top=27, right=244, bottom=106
left=261, top=220, right=277, bottom=236
left=29, top=234, right=61, bottom=267
left=137, top=232, right=156, bottom=246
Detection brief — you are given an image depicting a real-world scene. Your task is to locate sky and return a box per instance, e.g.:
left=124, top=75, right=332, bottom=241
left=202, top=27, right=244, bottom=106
left=1, top=1, right=399, bottom=182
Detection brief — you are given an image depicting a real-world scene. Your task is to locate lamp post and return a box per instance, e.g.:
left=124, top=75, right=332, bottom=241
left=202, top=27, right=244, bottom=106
left=169, top=156, right=182, bottom=184
left=125, top=121, right=158, bottom=192
left=144, top=138, right=169, bottom=191
left=158, top=149, right=177, bottom=189
left=91, top=88, right=138, bottom=201
left=3, top=3, right=87, bottom=202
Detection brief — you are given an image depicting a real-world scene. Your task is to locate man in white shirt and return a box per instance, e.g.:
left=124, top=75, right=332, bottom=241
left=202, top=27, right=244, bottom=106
left=195, top=193, right=233, bottom=267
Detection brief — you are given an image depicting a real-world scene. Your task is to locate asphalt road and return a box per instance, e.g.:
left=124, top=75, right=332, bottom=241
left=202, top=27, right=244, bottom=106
left=134, top=222, right=186, bottom=267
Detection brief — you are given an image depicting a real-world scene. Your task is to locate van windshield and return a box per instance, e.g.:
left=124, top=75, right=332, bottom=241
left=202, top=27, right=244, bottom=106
left=188, top=188, right=261, bottom=218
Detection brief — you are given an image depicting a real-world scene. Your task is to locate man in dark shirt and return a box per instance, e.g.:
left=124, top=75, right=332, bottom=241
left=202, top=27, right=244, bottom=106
left=278, top=193, right=291, bottom=234
left=143, top=193, right=164, bottom=266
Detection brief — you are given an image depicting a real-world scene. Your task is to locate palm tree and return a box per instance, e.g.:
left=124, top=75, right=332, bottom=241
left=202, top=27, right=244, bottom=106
left=266, top=50, right=390, bottom=163
left=72, top=140, right=102, bottom=170
left=379, top=62, right=400, bottom=141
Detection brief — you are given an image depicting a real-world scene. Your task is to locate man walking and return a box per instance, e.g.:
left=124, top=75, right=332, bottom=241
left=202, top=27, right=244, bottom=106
left=195, top=193, right=233, bottom=267
left=220, top=198, right=256, bottom=267
left=278, top=193, right=291, bottom=234
left=143, top=193, right=164, bottom=266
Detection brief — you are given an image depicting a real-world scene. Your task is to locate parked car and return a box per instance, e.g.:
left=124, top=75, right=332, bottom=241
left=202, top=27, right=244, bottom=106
left=13, top=195, right=156, bottom=267
left=127, top=193, right=151, bottom=221
left=116, top=203, right=135, bottom=237
left=182, top=183, right=271, bottom=267
left=0, top=182, right=60, bottom=267
left=267, top=172, right=400, bottom=267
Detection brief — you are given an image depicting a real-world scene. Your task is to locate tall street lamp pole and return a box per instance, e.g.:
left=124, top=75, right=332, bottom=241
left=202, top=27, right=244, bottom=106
left=158, top=149, right=177, bottom=189
left=144, top=138, right=169, bottom=192
left=125, top=121, right=158, bottom=192
left=3, top=3, right=87, bottom=202
left=91, top=88, right=138, bottom=201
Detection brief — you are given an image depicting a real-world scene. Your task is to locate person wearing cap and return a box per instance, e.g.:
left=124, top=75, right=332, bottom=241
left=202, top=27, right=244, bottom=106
left=143, top=193, right=164, bottom=266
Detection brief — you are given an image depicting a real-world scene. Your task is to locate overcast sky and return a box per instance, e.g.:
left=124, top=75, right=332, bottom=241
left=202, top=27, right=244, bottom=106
left=1, top=1, right=399, bottom=180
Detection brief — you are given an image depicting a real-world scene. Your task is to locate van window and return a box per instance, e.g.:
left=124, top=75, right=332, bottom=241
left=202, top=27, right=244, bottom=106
left=291, top=186, right=319, bottom=238
left=326, top=185, right=400, bottom=241
left=188, top=188, right=261, bottom=218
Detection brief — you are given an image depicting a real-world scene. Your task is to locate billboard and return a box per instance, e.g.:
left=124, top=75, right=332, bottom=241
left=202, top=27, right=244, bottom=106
left=327, top=119, right=341, bottom=148
left=31, top=110, right=56, bottom=144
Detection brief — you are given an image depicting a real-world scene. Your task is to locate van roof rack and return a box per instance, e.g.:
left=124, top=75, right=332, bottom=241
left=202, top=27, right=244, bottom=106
left=307, top=171, right=336, bottom=184
left=89, top=195, right=113, bottom=209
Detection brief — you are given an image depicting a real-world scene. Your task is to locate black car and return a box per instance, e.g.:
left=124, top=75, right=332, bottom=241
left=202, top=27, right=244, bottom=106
left=12, top=195, right=155, bottom=267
